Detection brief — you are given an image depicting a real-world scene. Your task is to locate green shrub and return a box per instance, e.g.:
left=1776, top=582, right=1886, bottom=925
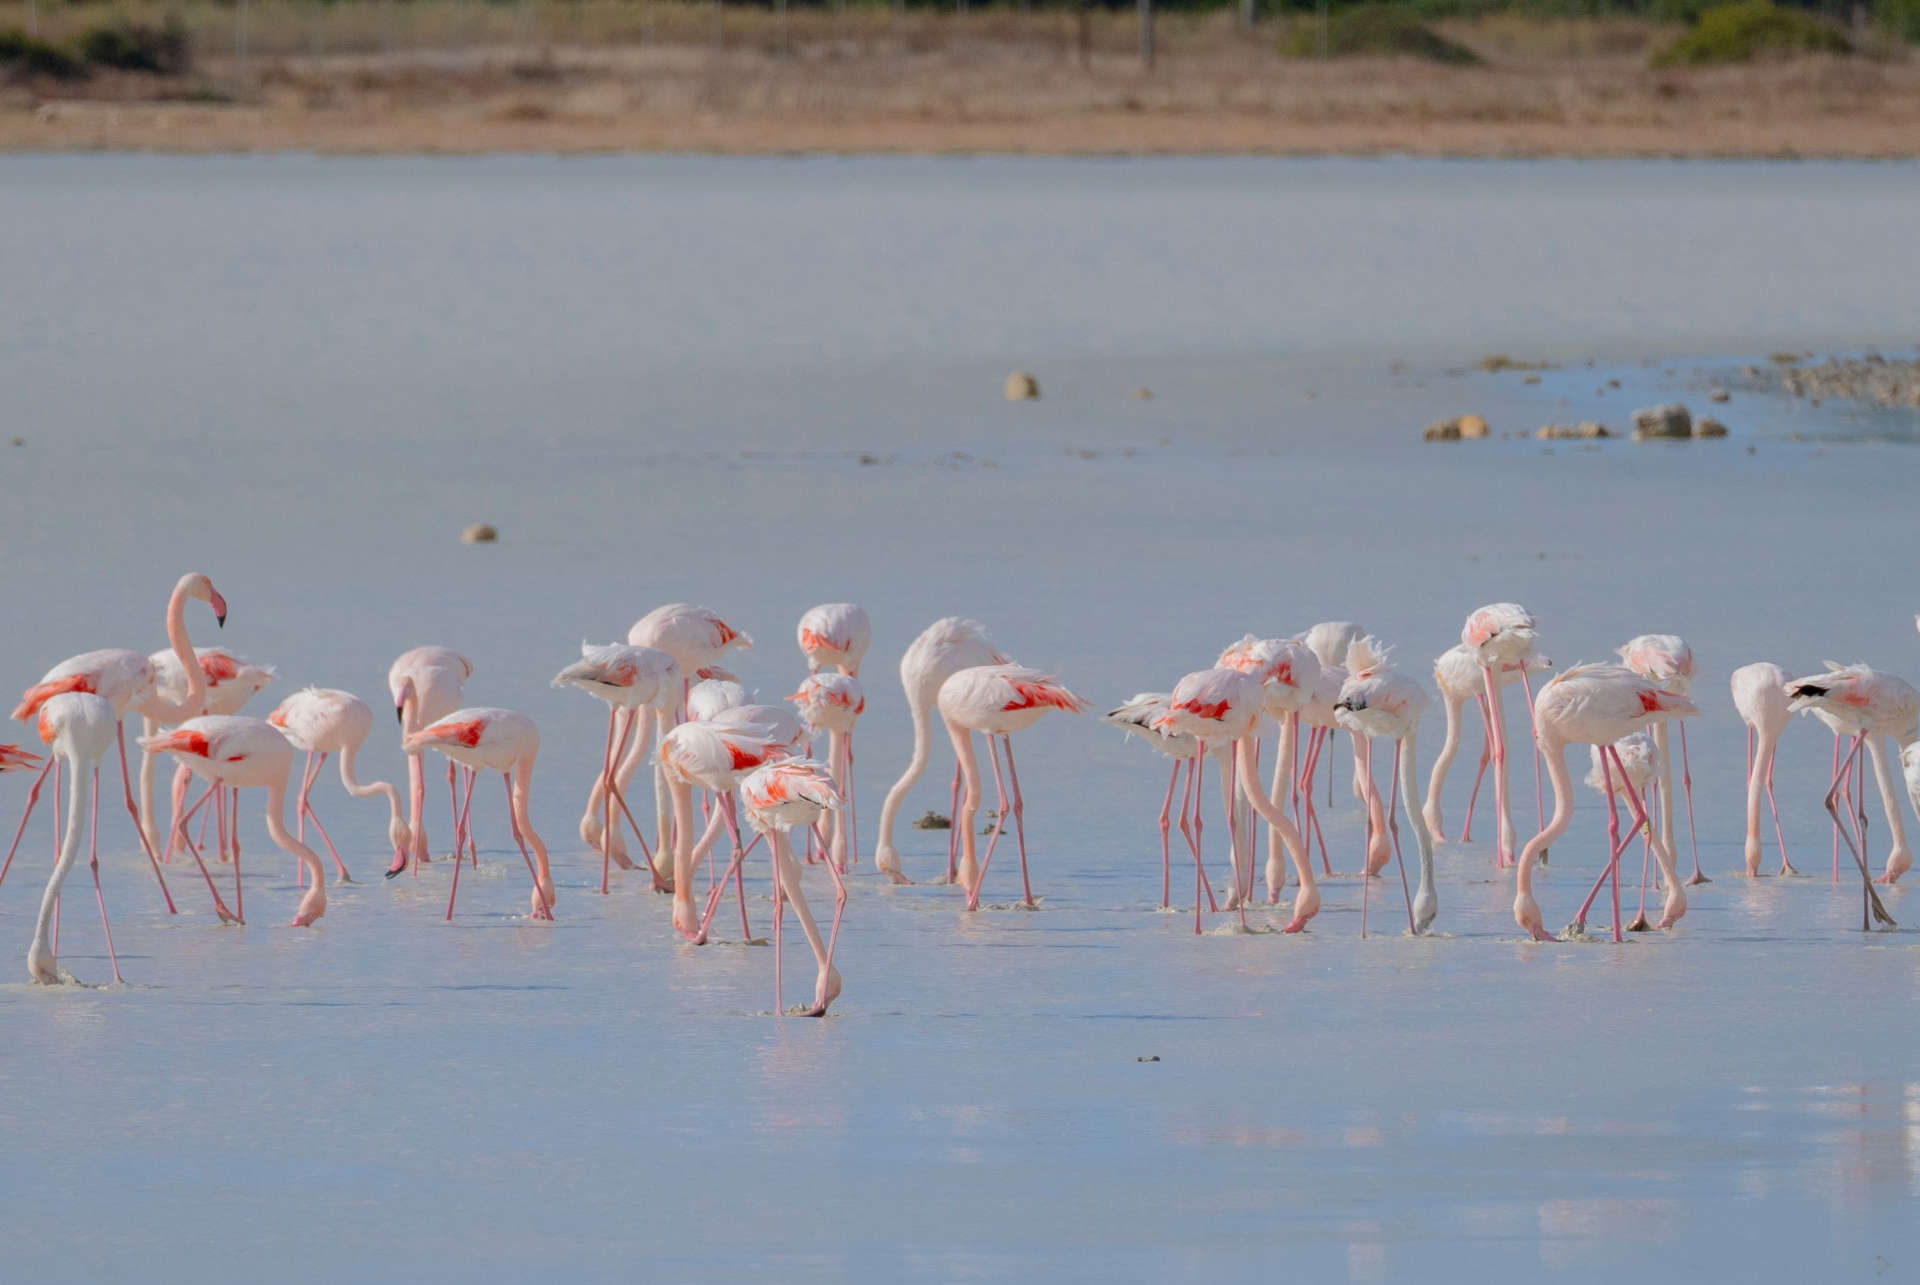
left=78, top=19, right=190, bottom=74
left=0, top=27, right=87, bottom=80
left=1280, top=4, right=1482, bottom=62
left=1652, top=1, right=1851, bottom=64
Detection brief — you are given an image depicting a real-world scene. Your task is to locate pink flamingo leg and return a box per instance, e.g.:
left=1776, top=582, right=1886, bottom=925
left=771, top=833, right=785, bottom=1014
left=1298, top=727, right=1331, bottom=878
left=1223, top=741, right=1246, bottom=930
left=84, top=766, right=123, bottom=985
left=1679, top=721, right=1706, bottom=884
left=1360, top=738, right=1373, bottom=938
left=0, top=755, right=56, bottom=891
left=444, top=771, right=477, bottom=921
left=1461, top=694, right=1492, bottom=843
left=1823, top=735, right=1895, bottom=930
left=114, top=723, right=177, bottom=914
left=718, top=796, right=753, bottom=941
left=1386, top=742, right=1415, bottom=935
left=946, top=762, right=962, bottom=885
left=300, top=752, right=352, bottom=883
left=1766, top=754, right=1794, bottom=875
left=1568, top=750, right=1647, bottom=941
left=1158, top=759, right=1177, bottom=910
left=601, top=771, right=664, bottom=892
left=968, top=735, right=1010, bottom=911
left=297, top=750, right=312, bottom=843
left=1002, top=735, right=1036, bottom=909
left=1479, top=667, right=1511, bottom=867
left=167, top=778, right=241, bottom=924
left=502, top=772, right=554, bottom=921
left=1519, top=667, right=1545, bottom=841
left=1175, top=754, right=1212, bottom=932
left=600, top=709, right=618, bottom=893
left=1831, top=732, right=1841, bottom=883
left=228, top=786, right=243, bottom=925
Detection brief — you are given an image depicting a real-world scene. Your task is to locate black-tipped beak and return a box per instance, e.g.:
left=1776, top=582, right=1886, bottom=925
left=1334, top=698, right=1362, bottom=713
left=396, top=704, right=406, bottom=725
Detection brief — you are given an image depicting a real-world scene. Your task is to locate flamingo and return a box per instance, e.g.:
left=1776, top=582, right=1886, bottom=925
left=739, top=758, right=848, bottom=1016
left=790, top=672, right=865, bottom=872
left=11, top=571, right=228, bottom=920
left=402, top=708, right=555, bottom=922
left=1299, top=621, right=1366, bottom=804
left=139, top=715, right=331, bottom=927
left=1512, top=664, right=1694, bottom=943
left=1333, top=639, right=1437, bottom=935
left=21, top=696, right=122, bottom=984
left=657, top=715, right=793, bottom=941
left=1461, top=602, right=1545, bottom=869
left=1786, top=665, right=1915, bottom=899
left=1619, top=634, right=1708, bottom=885
left=1103, top=693, right=1233, bottom=921
left=797, top=603, right=872, bottom=676
left=1217, top=635, right=1321, bottom=906
left=873, top=617, right=1009, bottom=886
left=1583, top=731, right=1664, bottom=931
left=266, top=688, right=410, bottom=885
left=1423, top=643, right=1551, bottom=844
left=939, top=664, right=1086, bottom=911
left=388, top=646, right=473, bottom=873
left=1730, top=662, right=1797, bottom=878
left=1293, top=659, right=1346, bottom=881
left=687, top=677, right=751, bottom=722
left=556, top=642, right=678, bottom=894
left=1155, top=667, right=1317, bottom=932
left=140, top=646, right=275, bottom=861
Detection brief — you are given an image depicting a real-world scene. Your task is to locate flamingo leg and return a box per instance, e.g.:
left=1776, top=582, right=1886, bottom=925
left=970, top=735, right=1010, bottom=911
left=0, top=755, right=55, bottom=892
left=444, top=770, right=477, bottom=921
left=1831, top=731, right=1841, bottom=883
left=1823, top=735, right=1896, bottom=929
left=1519, top=667, right=1545, bottom=845
left=772, top=828, right=840, bottom=1017
left=1002, top=736, right=1035, bottom=909
left=114, top=722, right=178, bottom=914
left=600, top=708, right=617, bottom=894
left=1766, top=748, right=1794, bottom=875
left=1158, top=759, right=1177, bottom=910
left=1679, top=721, right=1707, bottom=884
left=1628, top=783, right=1656, bottom=932
left=946, top=762, right=962, bottom=885
left=1461, top=694, right=1492, bottom=843
left=1224, top=742, right=1246, bottom=931
left=83, top=766, right=123, bottom=985
left=1175, top=753, right=1208, bottom=932
left=229, top=786, right=244, bottom=926
left=502, top=772, right=554, bottom=921
left=1388, top=740, right=1414, bottom=935
left=167, top=778, right=241, bottom=924
left=1569, top=751, right=1646, bottom=941
left=302, top=752, right=351, bottom=883
left=1479, top=667, right=1511, bottom=867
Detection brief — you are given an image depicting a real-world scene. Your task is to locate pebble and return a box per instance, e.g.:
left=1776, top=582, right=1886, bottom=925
left=461, top=523, right=498, bottom=544
left=1004, top=371, right=1040, bottom=401
left=1632, top=404, right=1692, bottom=439
left=911, top=811, right=951, bottom=830
left=1535, top=421, right=1609, bottom=440
left=1423, top=414, right=1488, bottom=441
left=1695, top=417, right=1729, bottom=438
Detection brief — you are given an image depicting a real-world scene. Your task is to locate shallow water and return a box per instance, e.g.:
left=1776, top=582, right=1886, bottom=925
left=3, top=155, right=1920, bottom=1282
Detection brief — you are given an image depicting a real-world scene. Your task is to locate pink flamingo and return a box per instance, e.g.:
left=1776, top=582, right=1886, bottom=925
left=556, top=642, right=678, bottom=894
left=739, top=758, right=848, bottom=1016
left=140, top=646, right=275, bottom=860
left=1730, top=661, right=1797, bottom=878
left=23, top=696, right=120, bottom=984
left=1512, top=664, right=1694, bottom=943
left=402, top=708, right=555, bottom=922
left=1786, top=665, right=1915, bottom=900
left=1293, top=660, right=1347, bottom=881
left=1103, top=692, right=1231, bottom=920
left=266, top=688, right=411, bottom=884
left=939, top=664, right=1086, bottom=911
left=139, top=716, right=330, bottom=927
left=1333, top=639, right=1437, bottom=935
left=11, top=572, right=228, bottom=920
left=1423, top=643, right=1551, bottom=844
left=790, top=672, right=864, bottom=872
left=873, top=617, right=1009, bottom=886
left=1299, top=621, right=1365, bottom=804
left=797, top=602, right=872, bottom=676
left=1619, top=634, right=1708, bottom=885
left=388, top=647, right=473, bottom=873
left=1216, top=635, right=1321, bottom=906
left=657, top=714, right=794, bottom=941
left=1155, top=667, right=1317, bottom=932
left=1461, top=602, right=1545, bottom=869
left=1582, top=731, right=1663, bottom=931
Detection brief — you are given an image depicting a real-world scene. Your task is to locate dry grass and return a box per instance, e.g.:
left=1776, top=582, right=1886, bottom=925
left=2, top=3, right=1917, bottom=155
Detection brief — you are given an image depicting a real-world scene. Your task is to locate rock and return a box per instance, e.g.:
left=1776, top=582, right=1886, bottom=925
left=1708, top=388, right=1730, bottom=403
left=1004, top=371, right=1040, bottom=401
left=1631, top=404, right=1692, bottom=439
left=1133, top=388, right=1153, bottom=401
left=1457, top=414, right=1489, bottom=439
left=461, top=523, right=498, bottom=544
left=1136, top=1055, right=1161, bottom=1063
left=1522, top=374, right=1541, bottom=385
left=1695, top=418, right=1729, bottom=438
left=911, top=810, right=950, bottom=830
left=1424, top=414, right=1488, bottom=441
left=1535, top=422, right=1609, bottom=440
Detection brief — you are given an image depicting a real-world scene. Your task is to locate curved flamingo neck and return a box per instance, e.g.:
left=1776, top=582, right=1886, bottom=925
left=147, top=578, right=206, bottom=724
left=1515, top=734, right=1572, bottom=897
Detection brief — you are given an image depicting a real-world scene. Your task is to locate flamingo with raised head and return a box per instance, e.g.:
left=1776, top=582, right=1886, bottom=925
left=556, top=642, right=678, bottom=894
left=1333, top=639, right=1437, bottom=936
left=790, top=672, right=865, bottom=872
left=23, top=695, right=122, bottom=984
left=797, top=603, right=872, bottom=676
left=873, top=617, right=1009, bottom=886
left=1619, top=634, right=1708, bottom=885
left=1461, top=602, right=1545, bottom=869
left=1730, top=662, right=1797, bottom=878
left=1423, top=643, right=1551, bottom=844
left=1512, top=664, right=1693, bottom=943
left=141, top=646, right=275, bottom=860
left=139, top=715, right=330, bottom=927
left=739, top=758, right=848, bottom=1016
left=402, top=708, right=555, bottom=922
left=267, top=688, right=410, bottom=885
left=388, top=646, right=473, bottom=873
left=1786, top=664, right=1914, bottom=905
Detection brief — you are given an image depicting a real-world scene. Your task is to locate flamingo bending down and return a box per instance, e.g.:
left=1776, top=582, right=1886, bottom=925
left=1216, top=635, right=1321, bottom=906
left=939, top=665, right=1086, bottom=911
left=1299, top=621, right=1365, bottom=804
left=556, top=642, right=678, bottom=894
left=402, top=708, right=555, bottom=921
left=790, top=672, right=865, bottom=872
left=1730, top=662, right=1796, bottom=878
left=141, top=646, right=275, bottom=861
left=657, top=715, right=793, bottom=942
left=873, top=617, right=1009, bottom=886
left=267, top=688, right=410, bottom=884
left=1424, top=643, right=1551, bottom=844
left=797, top=603, right=872, bottom=676
left=1155, top=667, right=1317, bottom=932
left=139, top=716, right=330, bottom=927
left=1513, top=664, right=1693, bottom=943
left=1104, top=693, right=1230, bottom=922
left=739, top=758, right=848, bottom=1016
left=21, top=698, right=124, bottom=984
left=1294, top=661, right=1347, bottom=880
left=1333, top=640, right=1437, bottom=935
left=1620, top=634, right=1708, bottom=885
left=1786, top=665, right=1914, bottom=904
left=1583, top=731, right=1664, bottom=932
left=1461, top=602, right=1545, bottom=869
left=388, top=646, right=473, bottom=873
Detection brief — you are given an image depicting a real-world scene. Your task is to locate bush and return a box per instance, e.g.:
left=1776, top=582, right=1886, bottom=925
left=0, top=27, right=87, bottom=80
left=1652, top=1, right=1851, bottom=64
left=77, top=19, right=190, bottom=74
left=1280, top=5, right=1482, bottom=62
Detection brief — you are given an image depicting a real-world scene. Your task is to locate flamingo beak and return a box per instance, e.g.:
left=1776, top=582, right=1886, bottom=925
left=209, top=588, right=228, bottom=627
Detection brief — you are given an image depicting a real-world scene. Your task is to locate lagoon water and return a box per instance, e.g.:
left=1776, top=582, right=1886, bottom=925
left=3, top=155, right=1920, bottom=1281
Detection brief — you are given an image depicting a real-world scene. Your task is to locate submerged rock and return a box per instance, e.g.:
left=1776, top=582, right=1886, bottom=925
left=1695, top=417, right=1729, bottom=438
left=1535, top=421, right=1609, bottom=440
left=461, top=523, right=499, bottom=544
left=1632, top=404, right=1692, bottom=439
left=1004, top=371, right=1040, bottom=401
left=1424, top=414, right=1488, bottom=441
left=911, top=810, right=951, bottom=830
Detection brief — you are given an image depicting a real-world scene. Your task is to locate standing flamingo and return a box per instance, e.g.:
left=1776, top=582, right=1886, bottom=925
left=266, top=688, right=411, bottom=884
left=402, top=708, right=555, bottom=922
left=1730, top=662, right=1797, bottom=878
left=1104, top=693, right=1234, bottom=920
left=1333, top=640, right=1437, bottom=935
left=797, top=603, right=872, bottom=676
left=873, top=617, right=1009, bottom=886
left=1154, top=667, right=1318, bottom=932
left=939, top=664, right=1086, bottom=911
left=1423, top=644, right=1551, bottom=844
left=739, top=758, right=848, bottom=1016
left=1583, top=731, right=1664, bottom=931
left=556, top=642, right=678, bottom=894
left=1299, top=621, right=1365, bottom=804
left=141, top=646, right=276, bottom=860
left=1461, top=602, right=1545, bottom=869
left=1512, top=664, right=1694, bottom=943
left=1293, top=659, right=1347, bottom=881
left=12, top=571, right=228, bottom=919
left=23, top=695, right=121, bottom=983
left=1619, top=634, right=1708, bottom=885
left=388, top=646, right=473, bottom=873
left=1216, top=635, right=1321, bottom=907
left=139, top=716, right=330, bottom=927
left=1785, top=665, right=1915, bottom=896
left=657, top=715, right=794, bottom=941
left=790, top=672, right=865, bottom=872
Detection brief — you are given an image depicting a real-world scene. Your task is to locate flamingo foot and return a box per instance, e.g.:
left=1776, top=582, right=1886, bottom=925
left=213, top=899, right=241, bottom=926
left=1626, top=913, right=1651, bottom=932
left=333, top=871, right=354, bottom=886
left=1778, top=861, right=1801, bottom=877
left=651, top=873, right=674, bottom=895
left=1526, top=925, right=1558, bottom=942
left=1685, top=871, right=1712, bottom=886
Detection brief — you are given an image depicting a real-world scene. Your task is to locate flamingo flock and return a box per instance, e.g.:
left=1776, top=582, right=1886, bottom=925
left=6, top=575, right=1919, bottom=1014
